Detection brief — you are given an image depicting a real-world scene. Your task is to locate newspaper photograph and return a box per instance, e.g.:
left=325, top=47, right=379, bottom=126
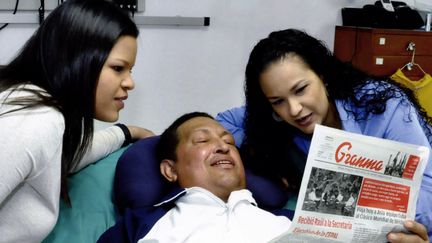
left=271, top=125, right=429, bottom=243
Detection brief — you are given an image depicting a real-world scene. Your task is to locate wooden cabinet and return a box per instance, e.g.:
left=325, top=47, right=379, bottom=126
left=333, top=26, right=432, bottom=80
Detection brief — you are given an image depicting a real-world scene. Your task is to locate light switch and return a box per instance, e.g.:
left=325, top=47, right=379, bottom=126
left=379, top=38, right=386, bottom=45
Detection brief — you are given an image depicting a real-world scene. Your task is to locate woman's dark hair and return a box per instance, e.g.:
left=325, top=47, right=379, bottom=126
left=156, top=112, right=214, bottom=163
left=242, top=28, right=432, bottom=193
left=0, top=0, right=139, bottom=204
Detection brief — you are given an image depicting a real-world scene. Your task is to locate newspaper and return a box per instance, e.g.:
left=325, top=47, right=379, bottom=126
left=271, top=125, right=429, bottom=243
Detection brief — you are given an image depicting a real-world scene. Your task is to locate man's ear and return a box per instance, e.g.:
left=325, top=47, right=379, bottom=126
left=160, top=159, right=178, bottom=182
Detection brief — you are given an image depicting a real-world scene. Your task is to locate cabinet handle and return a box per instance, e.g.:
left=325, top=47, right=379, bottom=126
left=407, top=42, right=416, bottom=51
left=375, top=57, right=384, bottom=65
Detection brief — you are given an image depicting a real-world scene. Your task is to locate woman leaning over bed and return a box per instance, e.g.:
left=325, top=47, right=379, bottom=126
left=216, top=28, right=432, bottom=241
left=0, top=0, right=154, bottom=242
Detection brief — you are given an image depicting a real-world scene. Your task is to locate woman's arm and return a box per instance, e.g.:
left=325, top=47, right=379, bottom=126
left=381, top=99, right=432, bottom=237
left=73, top=125, right=155, bottom=172
left=340, top=96, right=432, bottom=237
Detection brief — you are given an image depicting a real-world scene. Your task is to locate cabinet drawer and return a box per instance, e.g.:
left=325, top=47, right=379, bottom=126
left=372, top=34, right=432, bottom=55
left=366, top=55, right=432, bottom=78
left=334, top=26, right=432, bottom=79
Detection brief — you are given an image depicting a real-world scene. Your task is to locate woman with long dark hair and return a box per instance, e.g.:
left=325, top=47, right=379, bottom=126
left=0, top=0, right=153, bottom=241
left=217, top=28, right=432, bottom=241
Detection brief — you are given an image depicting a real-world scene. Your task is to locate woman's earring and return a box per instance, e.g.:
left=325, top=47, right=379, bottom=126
left=325, top=83, right=329, bottom=97
left=272, top=112, right=284, bottom=122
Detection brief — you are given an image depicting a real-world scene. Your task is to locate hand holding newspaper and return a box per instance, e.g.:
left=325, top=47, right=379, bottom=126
left=271, top=125, right=429, bottom=243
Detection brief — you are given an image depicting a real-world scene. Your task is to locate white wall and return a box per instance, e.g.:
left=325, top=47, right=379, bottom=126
left=0, top=0, right=376, bottom=134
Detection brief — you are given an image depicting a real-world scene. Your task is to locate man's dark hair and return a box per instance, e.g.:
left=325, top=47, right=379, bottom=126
left=156, top=112, right=213, bottom=163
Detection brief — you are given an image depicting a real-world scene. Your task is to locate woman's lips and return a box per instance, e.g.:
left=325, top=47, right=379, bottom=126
left=115, top=96, right=127, bottom=109
left=296, top=113, right=313, bottom=127
left=115, top=99, right=125, bottom=109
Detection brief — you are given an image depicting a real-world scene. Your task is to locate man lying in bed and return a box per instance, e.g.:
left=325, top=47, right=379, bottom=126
left=98, top=112, right=429, bottom=243
left=98, top=112, right=291, bottom=242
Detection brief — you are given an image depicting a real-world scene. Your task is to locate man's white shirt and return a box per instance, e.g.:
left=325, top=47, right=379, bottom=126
left=139, top=187, right=291, bottom=243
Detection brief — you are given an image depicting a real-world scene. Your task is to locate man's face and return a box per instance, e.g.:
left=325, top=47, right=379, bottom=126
left=165, top=117, right=246, bottom=201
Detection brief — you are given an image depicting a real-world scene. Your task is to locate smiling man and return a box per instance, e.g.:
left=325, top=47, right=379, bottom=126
left=158, top=112, right=246, bottom=203
left=98, top=112, right=291, bottom=243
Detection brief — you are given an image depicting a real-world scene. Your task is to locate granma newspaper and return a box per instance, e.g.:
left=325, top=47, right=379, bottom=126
left=271, top=125, right=429, bottom=243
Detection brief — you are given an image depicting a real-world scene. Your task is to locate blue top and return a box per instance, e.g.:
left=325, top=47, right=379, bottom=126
left=216, top=97, right=432, bottom=236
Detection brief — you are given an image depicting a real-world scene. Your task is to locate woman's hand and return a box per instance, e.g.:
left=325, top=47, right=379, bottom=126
left=387, top=220, right=429, bottom=243
left=127, top=125, right=155, bottom=140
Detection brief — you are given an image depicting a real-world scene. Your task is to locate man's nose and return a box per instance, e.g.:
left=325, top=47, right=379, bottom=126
left=214, top=140, right=230, bottom=154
